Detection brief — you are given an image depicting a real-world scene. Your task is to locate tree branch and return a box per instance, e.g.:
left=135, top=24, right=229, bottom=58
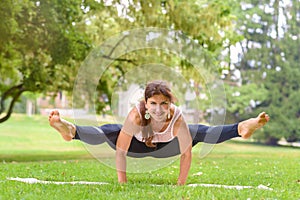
left=0, top=84, right=25, bottom=123
left=107, top=34, right=129, bottom=57
left=102, top=55, right=138, bottom=65
left=101, top=34, right=138, bottom=65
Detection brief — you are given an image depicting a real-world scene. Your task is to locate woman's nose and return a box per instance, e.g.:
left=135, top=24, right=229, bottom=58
left=155, top=105, right=162, bottom=112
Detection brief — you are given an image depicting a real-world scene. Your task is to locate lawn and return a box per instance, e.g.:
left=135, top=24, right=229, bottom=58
left=0, top=114, right=299, bottom=199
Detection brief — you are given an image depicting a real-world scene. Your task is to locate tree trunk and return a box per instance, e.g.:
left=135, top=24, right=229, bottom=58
left=0, top=84, right=25, bottom=123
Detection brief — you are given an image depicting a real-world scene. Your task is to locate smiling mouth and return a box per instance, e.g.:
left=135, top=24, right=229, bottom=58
left=153, top=113, right=165, bottom=118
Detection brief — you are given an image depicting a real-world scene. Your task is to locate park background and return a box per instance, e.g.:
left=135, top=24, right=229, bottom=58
left=0, top=0, right=299, bottom=199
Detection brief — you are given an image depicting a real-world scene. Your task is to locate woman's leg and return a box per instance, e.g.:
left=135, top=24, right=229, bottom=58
left=48, top=110, right=121, bottom=145
left=189, top=112, right=270, bottom=146
left=74, top=124, right=121, bottom=145
left=189, top=123, right=239, bottom=146
left=48, top=110, right=155, bottom=155
left=48, top=111, right=173, bottom=157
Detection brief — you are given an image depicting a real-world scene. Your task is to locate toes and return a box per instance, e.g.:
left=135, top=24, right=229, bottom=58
left=49, top=110, right=60, bottom=118
left=258, top=112, right=266, bottom=118
left=53, top=110, right=59, bottom=115
left=258, top=112, right=269, bottom=124
left=258, top=112, right=270, bottom=121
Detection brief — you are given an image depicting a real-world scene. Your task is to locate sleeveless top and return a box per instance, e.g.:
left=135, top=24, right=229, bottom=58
left=134, top=103, right=182, bottom=143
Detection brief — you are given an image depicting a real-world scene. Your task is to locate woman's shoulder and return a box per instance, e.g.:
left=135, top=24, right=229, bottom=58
left=171, top=104, right=185, bottom=124
left=127, top=106, right=142, bottom=125
left=171, top=104, right=182, bottom=117
left=171, top=103, right=181, bottom=110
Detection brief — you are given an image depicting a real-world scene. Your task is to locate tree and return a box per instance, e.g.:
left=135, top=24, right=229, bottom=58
left=226, top=0, right=300, bottom=144
left=0, top=0, right=91, bottom=122
left=261, top=0, right=300, bottom=143
left=84, top=0, right=240, bottom=115
left=1, top=0, right=239, bottom=123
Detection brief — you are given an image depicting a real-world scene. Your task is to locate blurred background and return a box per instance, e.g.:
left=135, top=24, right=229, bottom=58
left=1, top=0, right=300, bottom=147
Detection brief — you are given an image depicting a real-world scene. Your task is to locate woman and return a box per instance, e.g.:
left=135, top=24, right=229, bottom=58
left=49, top=80, right=269, bottom=185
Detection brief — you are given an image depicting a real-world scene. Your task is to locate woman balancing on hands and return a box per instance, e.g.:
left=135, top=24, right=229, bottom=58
left=49, top=80, right=269, bottom=185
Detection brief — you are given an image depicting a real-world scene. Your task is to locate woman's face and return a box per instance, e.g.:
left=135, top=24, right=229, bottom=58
left=145, top=94, right=170, bottom=122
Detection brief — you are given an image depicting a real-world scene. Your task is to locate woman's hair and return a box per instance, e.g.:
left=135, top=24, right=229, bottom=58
left=139, top=80, right=175, bottom=148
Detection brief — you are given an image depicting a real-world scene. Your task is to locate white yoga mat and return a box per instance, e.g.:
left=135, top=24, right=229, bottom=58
left=7, top=177, right=273, bottom=191
left=7, top=177, right=108, bottom=185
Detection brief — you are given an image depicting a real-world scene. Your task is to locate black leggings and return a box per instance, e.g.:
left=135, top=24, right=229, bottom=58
left=74, top=123, right=240, bottom=158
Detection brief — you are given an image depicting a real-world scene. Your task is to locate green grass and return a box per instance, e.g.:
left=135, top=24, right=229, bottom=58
left=0, top=114, right=299, bottom=199
left=0, top=114, right=91, bottom=162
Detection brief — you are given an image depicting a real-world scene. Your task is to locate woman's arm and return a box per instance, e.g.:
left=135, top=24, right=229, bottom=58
left=178, top=146, right=192, bottom=185
left=116, top=130, right=132, bottom=183
left=116, top=107, right=141, bottom=183
left=173, top=116, right=192, bottom=185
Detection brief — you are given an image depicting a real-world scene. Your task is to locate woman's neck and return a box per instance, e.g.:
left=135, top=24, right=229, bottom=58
left=151, top=116, right=172, bottom=132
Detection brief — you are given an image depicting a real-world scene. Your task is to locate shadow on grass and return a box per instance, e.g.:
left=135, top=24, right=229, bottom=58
left=2, top=140, right=299, bottom=163
left=0, top=152, right=93, bottom=162
left=229, top=139, right=300, bottom=150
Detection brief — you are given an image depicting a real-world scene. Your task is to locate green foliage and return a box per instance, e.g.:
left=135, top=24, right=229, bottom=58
left=0, top=0, right=92, bottom=121
left=73, top=0, right=239, bottom=115
left=260, top=66, right=300, bottom=143
left=225, top=83, right=269, bottom=115
left=1, top=0, right=237, bottom=122
left=226, top=0, right=300, bottom=142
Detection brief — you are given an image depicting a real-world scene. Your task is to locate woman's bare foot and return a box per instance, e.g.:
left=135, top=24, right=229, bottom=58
left=238, top=112, right=270, bottom=139
left=48, top=110, right=76, bottom=141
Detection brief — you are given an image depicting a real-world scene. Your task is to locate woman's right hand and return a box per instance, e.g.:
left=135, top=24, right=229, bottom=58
left=116, top=130, right=133, bottom=183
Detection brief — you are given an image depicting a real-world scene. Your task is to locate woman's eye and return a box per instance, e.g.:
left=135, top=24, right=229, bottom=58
left=151, top=102, right=156, bottom=105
